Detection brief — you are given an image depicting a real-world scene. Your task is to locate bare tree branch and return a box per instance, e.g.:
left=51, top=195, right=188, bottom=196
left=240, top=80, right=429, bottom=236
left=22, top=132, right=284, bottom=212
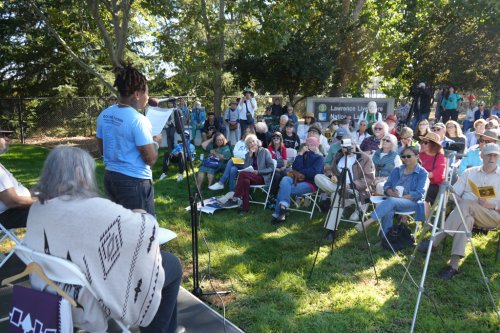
left=87, top=0, right=119, bottom=66
left=117, top=0, right=130, bottom=60
left=28, top=1, right=117, bottom=95
left=352, top=0, right=366, bottom=22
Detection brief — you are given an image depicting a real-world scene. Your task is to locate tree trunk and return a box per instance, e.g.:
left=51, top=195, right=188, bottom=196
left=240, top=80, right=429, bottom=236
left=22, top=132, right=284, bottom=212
left=212, top=0, right=226, bottom=117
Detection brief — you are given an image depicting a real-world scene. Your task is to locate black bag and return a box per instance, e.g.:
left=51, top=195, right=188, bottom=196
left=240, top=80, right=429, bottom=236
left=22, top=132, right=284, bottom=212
left=382, top=223, right=414, bottom=251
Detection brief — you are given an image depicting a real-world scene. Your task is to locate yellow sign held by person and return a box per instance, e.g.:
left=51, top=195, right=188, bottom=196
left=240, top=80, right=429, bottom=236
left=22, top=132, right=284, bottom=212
left=231, top=157, right=244, bottom=165
left=468, top=179, right=497, bottom=199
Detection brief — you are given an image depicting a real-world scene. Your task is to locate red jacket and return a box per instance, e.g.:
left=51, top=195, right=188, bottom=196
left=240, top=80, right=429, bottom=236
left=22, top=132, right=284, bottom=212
left=419, top=151, right=446, bottom=185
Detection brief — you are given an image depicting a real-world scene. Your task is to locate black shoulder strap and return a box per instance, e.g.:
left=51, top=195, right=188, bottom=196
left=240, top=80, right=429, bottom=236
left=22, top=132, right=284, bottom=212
left=431, top=153, right=438, bottom=170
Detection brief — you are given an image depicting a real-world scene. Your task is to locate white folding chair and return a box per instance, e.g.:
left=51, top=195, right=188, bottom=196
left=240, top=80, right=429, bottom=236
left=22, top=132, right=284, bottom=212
left=286, top=148, right=298, bottom=164
left=289, top=189, right=321, bottom=220
left=14, top=244, right=131, bottom=333
left=250, top=159, right=277, bottom=209
left=0, top=222, right=22, bottom=268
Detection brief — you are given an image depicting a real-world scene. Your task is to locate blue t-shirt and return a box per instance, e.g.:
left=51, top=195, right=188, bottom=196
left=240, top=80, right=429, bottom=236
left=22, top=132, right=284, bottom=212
left=96, top=105, right=154, bottom=179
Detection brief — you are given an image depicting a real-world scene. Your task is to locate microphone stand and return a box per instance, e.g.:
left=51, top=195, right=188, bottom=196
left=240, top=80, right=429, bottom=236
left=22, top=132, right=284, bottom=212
left=176, top=110, right=230, bottom=298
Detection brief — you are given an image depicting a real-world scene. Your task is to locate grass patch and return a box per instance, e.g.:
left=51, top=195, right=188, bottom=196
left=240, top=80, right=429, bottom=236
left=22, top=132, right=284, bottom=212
left=2, top=144, right=499, bottom=332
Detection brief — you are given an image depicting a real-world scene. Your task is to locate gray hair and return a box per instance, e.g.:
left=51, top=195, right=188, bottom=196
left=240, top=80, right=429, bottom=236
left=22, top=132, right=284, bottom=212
left=245, top=134, right=262, bottom=148
left=254, top=121, right=268, bottom=133
left=34, top=146, right=99, bottom=203
left=381, top=134, right=398, bottom=152
left=373, top=121, right=389, bottom=135
left=280, top=115, right=289, bottom=123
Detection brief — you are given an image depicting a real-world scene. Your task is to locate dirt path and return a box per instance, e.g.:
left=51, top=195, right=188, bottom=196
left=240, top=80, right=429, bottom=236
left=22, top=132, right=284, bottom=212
left=24, top=136, right=100, bottom=157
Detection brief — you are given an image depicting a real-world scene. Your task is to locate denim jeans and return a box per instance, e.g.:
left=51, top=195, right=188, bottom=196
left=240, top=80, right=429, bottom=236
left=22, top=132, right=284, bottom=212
left=370, top=197, right=417, bottom=234
left=219, top=159, right=242, bottom=191
left=104, top=170, right=155, bottom=216
left=411, top=113, right=430, bottom=131
left=273, top=176, right=315, bottom=216
left=140, top=251, right=182, bottom=333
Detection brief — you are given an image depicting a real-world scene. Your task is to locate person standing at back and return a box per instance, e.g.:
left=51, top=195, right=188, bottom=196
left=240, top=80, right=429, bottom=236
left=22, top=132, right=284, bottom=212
left=96, top=60, right=161, bottom=215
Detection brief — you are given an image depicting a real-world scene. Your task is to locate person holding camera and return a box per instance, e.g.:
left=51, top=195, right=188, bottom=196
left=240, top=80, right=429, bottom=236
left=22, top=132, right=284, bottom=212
left=409, top=82, right=433, bottom=130
left=315, top=137, right=375, bottom=239
left=239, top=88, right=257, bottom=137
left=202, top=112, right=221, bottom=142
left=271, top=136, right=324, bottom=224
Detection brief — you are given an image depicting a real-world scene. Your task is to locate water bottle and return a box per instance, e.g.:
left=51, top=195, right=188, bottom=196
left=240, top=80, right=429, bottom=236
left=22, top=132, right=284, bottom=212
left=200, top=153, right=204, bottom=161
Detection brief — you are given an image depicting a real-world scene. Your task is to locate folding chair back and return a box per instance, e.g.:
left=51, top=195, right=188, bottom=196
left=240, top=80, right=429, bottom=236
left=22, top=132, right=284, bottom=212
left=250, top=159, right=277, bottom=209
left=289, top=189, right=321, bottom=220
left=286, top=148, right=298, bottom=164
left=0, top=222, right=22, bottom=268
left=14, top=244, right=131, bottom=333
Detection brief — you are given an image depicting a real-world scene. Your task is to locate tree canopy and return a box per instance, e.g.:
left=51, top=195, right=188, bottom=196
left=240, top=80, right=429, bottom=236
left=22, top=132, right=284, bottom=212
left=1, top=0, right=498, bottom=108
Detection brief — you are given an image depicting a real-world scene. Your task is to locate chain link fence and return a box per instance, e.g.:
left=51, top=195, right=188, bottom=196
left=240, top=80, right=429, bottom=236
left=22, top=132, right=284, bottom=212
left=0, top=95, right=302, bottom=143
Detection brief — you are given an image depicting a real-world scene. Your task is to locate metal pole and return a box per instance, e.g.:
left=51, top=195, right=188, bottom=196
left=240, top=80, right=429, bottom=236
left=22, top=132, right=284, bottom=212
left=17, top=96, right=25, bottom=144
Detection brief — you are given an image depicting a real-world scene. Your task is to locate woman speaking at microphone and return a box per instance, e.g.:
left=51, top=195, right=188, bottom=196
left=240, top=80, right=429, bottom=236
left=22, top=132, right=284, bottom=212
left=96, top=60, right=162, bottom=215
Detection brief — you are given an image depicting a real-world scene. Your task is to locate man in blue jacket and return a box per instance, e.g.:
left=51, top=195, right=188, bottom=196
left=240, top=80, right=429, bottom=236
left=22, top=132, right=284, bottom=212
left=272, top=136, right=324, bottom=224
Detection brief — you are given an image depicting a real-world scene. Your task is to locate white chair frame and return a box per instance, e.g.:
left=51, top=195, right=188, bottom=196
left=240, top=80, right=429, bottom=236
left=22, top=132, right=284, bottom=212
left=288, top=189, right=321, bottom=220
left=249, top=159, right=277, bottom=209
left=14, top=244, right=131, bottom=333
left=0, top=222, right=22, bottom=268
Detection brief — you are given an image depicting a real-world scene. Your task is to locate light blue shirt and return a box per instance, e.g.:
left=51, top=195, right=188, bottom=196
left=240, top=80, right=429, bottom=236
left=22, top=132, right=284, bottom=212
left=459, top=146, right=500, bottom=175
left=97, top=105, right=154, bottom=179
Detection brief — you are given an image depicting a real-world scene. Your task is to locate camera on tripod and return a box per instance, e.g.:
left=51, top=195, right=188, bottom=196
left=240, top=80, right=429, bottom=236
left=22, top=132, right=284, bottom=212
left=443, top=141, right=465, bottom=156
left=341, top=139, right=353, bottom=154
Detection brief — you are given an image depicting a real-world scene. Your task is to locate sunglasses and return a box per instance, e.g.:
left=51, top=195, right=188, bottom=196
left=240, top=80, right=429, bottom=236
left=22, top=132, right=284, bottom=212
left=383, top=139, right=392, bottom=143
left=421, top=141, right=430, bottom=145
left=373, top=127, right=383, bottom=131
left=479, top=139, right=494, bottom=144
left=400, top=154, right=415, bottom=159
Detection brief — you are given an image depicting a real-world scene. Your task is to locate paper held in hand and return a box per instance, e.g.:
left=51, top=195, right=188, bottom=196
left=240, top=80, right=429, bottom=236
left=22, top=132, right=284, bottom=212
left=145, top=106, right=174, bottom=135
left=231, top=157, right=245, bottom=165
left=238, top=165, right=254, bottom=173
left=468, top=179, right=497, bottom=199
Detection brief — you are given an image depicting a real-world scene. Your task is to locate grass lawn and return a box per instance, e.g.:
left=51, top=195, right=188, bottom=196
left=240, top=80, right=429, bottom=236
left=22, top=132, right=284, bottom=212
left=2, top=143, right=499, bottom=332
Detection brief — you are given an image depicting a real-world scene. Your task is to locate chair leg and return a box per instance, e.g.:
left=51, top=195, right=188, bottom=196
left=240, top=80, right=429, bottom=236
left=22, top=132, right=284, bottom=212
left=495, top=232, right=500, bottom=263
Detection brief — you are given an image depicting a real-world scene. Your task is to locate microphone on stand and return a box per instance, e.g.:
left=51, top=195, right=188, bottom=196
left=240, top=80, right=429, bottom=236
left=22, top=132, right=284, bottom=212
left=148, top=97, right=159, bottom=107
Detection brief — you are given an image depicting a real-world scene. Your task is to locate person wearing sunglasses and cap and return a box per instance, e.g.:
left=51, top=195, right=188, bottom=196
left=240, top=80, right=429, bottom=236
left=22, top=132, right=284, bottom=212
left=431, top=122, right=454, bottom=147
left=418, top=143, right=500, bottom=280
left=459, top=130, right=500, bottom=175
left=419, top=132, right=446, bottom=205
left=355, top=146, right=428, bottom=235
left=0, top=129, right=36, bottom=232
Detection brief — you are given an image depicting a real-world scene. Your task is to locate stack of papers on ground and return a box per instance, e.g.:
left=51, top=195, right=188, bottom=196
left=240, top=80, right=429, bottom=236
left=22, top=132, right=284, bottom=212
left=185, top=197, right=225, bottom=214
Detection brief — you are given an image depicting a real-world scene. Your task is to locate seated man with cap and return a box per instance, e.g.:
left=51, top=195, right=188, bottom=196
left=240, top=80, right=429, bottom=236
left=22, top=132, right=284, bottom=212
left=430, top=122, right=454, bottom=147
left=459, top=130, right=500, bottom=175
left=418, top=143, right=500, bottom=280
left=0, top=130, right=36, bottom=230
left=271, top=136, right=324, bottom=224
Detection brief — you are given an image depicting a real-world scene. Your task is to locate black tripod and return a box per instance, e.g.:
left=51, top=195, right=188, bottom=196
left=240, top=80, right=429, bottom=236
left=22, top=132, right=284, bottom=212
left=176, top=116, right=230, bottom=298
left=309, top=150, right=379, bottom=282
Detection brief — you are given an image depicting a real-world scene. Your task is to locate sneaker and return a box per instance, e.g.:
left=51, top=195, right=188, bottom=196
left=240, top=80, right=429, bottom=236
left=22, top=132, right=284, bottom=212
left=209, top=182, right=224, bottom=190
left=176, top=174, right=183, bottom=182
left=349, top=210, right=360, bottom=221
left=159, top=173, right=167, bottom=181
left=217, top=191, right=235, bottom=204
left=221, top=198, right=240, bottom=209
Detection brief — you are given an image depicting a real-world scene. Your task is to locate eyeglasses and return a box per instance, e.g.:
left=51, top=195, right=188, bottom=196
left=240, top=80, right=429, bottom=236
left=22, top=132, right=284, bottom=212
left=421, top=141, right=430, bottom=145
left=383, top=139, right=392, bottom=143
left=479, top=139, right=494, bottom=144
left=373, top=127, right=383, bottom=131
left=400, top=155, right=414, bottom=159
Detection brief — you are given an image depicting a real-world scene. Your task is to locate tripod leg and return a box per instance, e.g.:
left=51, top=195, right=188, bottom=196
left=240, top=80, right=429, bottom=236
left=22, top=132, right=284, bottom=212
left=448, top=193, right=500, bottom=319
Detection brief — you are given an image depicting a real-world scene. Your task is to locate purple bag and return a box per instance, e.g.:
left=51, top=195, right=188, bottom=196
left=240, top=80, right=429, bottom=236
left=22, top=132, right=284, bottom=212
left=202, top=156, right=220, bottom=169
left=9, top=285, right=62, bottom=333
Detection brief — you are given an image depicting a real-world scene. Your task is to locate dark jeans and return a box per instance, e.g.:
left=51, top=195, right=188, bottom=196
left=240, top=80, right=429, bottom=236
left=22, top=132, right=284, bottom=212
left=166, top=126, right=176, bottom=151
left=104, top=171, right=155, bottom=216
left=0, top=208, right=30, bottom=229
left=163, top=152, right=191, bottom=174
left=140, top=251, right=182, bottom=333
left=441, top=109, right=458, bottom=123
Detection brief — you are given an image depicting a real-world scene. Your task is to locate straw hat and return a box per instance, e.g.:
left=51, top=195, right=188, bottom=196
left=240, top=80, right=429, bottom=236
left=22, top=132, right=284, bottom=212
left=304, top=111, right=315, bottom=119
left=419, top=132, right=442, bottom=147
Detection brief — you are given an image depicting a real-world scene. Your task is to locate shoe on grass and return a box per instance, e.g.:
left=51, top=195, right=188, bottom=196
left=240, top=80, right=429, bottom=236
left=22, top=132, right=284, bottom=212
left=217, top=191, right=234, bottom=204
left=176, top=174, right=183, bottom=182
left=222, top=198, right=240, bottom=209
left=159, top=173, right=167, bottom=181
left=437, top=266, right=459, bottom=280
left=209, top=182, right=224, bottom=190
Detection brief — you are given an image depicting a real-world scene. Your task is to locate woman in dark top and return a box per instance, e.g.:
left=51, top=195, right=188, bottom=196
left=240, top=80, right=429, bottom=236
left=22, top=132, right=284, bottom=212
left=445, top=120, right=467, bottom=154
left=414, top=119, right=430, bottom=143
left=282, top=121, right=300, bottom=149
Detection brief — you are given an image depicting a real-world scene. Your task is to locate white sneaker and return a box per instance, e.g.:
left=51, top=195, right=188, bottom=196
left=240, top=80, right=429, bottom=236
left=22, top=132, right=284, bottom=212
left=159, top=173, right=167, bottom=181
left=177, top=174, right=183, bottom=182
left=349, top=210, right=360, bottom=221
left=217, top=191, right=235, bottom=204
left=208, top=182, right=224, bottom=190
